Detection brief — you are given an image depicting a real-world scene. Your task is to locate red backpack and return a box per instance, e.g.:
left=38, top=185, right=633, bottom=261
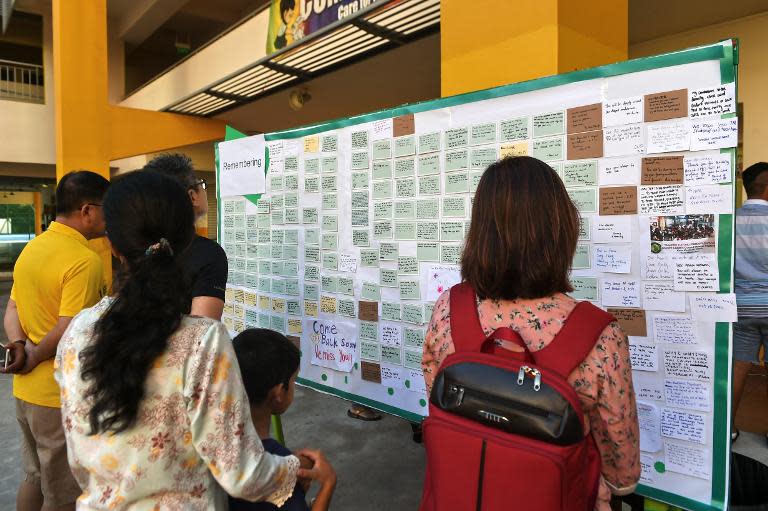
left=420, top=283, right=614, bottom=511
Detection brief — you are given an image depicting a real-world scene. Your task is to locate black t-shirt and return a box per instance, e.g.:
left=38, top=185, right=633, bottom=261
left=228, top=438, right=308, bottom=511
left=180, top=236, right=228, bottom=302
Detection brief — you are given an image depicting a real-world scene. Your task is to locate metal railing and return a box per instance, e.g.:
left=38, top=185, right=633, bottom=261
left=0, top=59, right=44, bottom=103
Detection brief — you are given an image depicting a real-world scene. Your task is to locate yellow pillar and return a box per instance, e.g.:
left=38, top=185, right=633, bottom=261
left=32, top=192, right=42, bottom=236
left=441, top=0, right=628, bottom=97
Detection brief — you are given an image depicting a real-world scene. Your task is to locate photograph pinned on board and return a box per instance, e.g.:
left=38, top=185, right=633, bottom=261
left=649, top=214, right=715, bottom=255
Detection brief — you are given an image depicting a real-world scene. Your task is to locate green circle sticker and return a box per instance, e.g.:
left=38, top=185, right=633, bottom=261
left=354, top=363, right=359, bottom=370
left=654, top=461, right=666, bottom=474
left=405, top=380, right=411, bottom=388
left=419, top=399, right=427, bottom=407
left=387, top=387, right=394, bottom=395
left=321, top=373, right=328, bottom=381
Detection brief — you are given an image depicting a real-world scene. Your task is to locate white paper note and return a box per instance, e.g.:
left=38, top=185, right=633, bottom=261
left=664, top=379, right=711, bottom=412
left=685, top=184, right=733, bottom=214
left=638, top=401, right=663, bottom=452
left=338, top=253, right=358, bottom=273
left=380, top=363, right=405, bottom=389
left=663, top=349, right=712, bottom=382
left=379, top=323, right=402, bottom=347
left=661, top=408, right=706, bottom=444
left=689, top=83, right=736, bottom=118
left=603, top=96, right=644, bottom=127
left=598, top=157, right=641, bottom=186
left=635, top=378, right=664, bottom=401
left=665, top=442, right=711, bottom=480
left=426, top=264, right=462, bottom=302
left=630, top=342, right=658, bottom=372
left=639, top=185, right=685, bottom=215
left=653, top=316, right=698, bottom=344
left=689, top=293, right=737, bottom=322
left=593, top=245, right=633, bottom=273
left=640, top=454, right=656, bottom=484
left=219, top=135, right=267, bottom=197
left=643, top=282, right=686, bottom=312
left=690, top=118, right=738, bottom=151
left=673, top=254, right=718, bottom=291
left=604, top=125, right=646, bottom=157
left=406, top=369, right=427, bottom=394
left=643, top=254, right=674, bottom=281
left=684, top=153, right=732, bottom=185
left=372, top=119, right=394, bottom=140
left=601, top=279, right=642, bottom=308
left=592, top=216, right=633, bottom=243
left=646, top=120, right=690, bottom=154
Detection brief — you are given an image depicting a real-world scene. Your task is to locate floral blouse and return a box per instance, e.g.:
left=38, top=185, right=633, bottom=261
left=54, top=297, right=299, bottom=510
left=422, top=291, right=640, bottom=511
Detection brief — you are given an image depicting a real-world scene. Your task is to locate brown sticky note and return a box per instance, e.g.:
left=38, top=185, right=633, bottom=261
left=607, top=308, right=647, bottom=337
left=361, top=361, right=382, bottom=383
left=287, top=335, right=301, bottom=350
left=641, top=156, right=684, bottom=185
left=567, top=103, right=602, bottom=133
left=599, top=186, right=638, bottom=215
left=358, top=301, right=379, bottom=322
left=567, top=130, right=603, bottom=160
left=393, top=114, right=415, bottom=137
left=644, top=89, right=688, bottom=121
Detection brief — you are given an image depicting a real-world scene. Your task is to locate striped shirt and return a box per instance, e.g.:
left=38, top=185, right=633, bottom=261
left=735, top=199, right=768, bottom=316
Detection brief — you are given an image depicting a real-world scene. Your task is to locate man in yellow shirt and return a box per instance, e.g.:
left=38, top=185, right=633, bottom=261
left=1, top=171, right=109, bottom=511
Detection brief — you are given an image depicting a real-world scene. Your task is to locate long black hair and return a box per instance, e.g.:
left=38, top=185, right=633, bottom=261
left=80, top=171, right=195, bottom=435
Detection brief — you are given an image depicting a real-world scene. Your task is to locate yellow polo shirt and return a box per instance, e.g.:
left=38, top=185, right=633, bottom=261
left=12, top=221, right=105, bottom=408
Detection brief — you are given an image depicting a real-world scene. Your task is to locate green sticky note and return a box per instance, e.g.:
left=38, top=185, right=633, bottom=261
left=440, top=221, right=465, bottom=241
left=373, top=139, right=391, bottom=160
left=287, top=300, right=301, bottom=316
left=360, top=341, right=380, bottom=361
left=272, top=279, right=287, bottom=294
left=258, top=312, right=270, bottom=328
left=417, top=242, right=440, bottom=261
left=394, top=135, right=416, bottom=157
left=352, top=171, right=369, bottom=189
left=305, top=228, right=320, bottom=245
left=258, top=277, right=271, bottom=293
left=351, top=190, right=369, bottom=209
left=305, top=265, right=320, bottom=281
left=399, top=279, right=421, bottom=300
left=470, top=171, right=483, bottom=193
left=304, top=283, right=320, bottom=301
left=321, top=275, right=338, bottom=293
left=418, top=175, right=441, bottom=195
left=351, top=130, right=369, bottom=150
left=321, top=193, right=338, bottom=210
left=271, top=261, right=283, bottom=275
left=500, top=117, right=529, bottom=142
left=372, top=160, right=392, bottom=180
left=283, top=262, right=298, bottom=277
left=579, top=217, right=591, bottom=241
left=374, top=201, right=393, bottom=220
left=381, top=346, right=402, bottom=365
left=284, top=175, right=299, bottom=191
left=322, top=215, right=338, bottom=232
left=379, top=242, right=398, bottom=261
left=394, top=157, right=416, bottom=178
left=533, top=111, right=564, bottom=137
left=257, top=214, right=271, bottom=229
left=445, top=149, right=468, bottom=172
left=321, top=233, right=338, bottom=251
left=304, top=157, right=320, bottom=174
left=394, top=200, right=415, bottom=220
left=338, top=299, right=356, bottom=317
left=284, top=208, right=299, bottom=224
left=373, top=220, right=393, bottom=239
left=570, top=276, right=598, bottom=301
left=471, top=146, right=498, bottom=170
left=322, top=252, right=338, bottom=271
left=284, top=192, right=299, bottom=208
left=271, top=209, right=284, bottom=225
left=321, top=175, right=337, bottom=192
left=271, top=244, right=284, bottom=259
left=305, top=246, right=320, bottom=263
left=351, top=151, right=369, bottom=170
left=304, top=176, right=319, bottom=194
left=418, top=153, right=441, bottom=176
left=361, top=281, right=381, bottom=301
left=321, top=134, right=338, bottom=152
left=416, top=199, right=439, bottom=219
left=382, top=302, right=401, bottom=321
left=568, top=187, right=597, bottom=213
left=270, top=175, right=283, bottom=192
left=360, top=321, right=378, bottom=341
left=572, top=243, right=591, bottom=269
left=563, top=160, right=598, bottom=187
left=337, top=277, right=355, bottom=296
left=259, top=260, right=271, bottom=273
left=532, top=136, right=564, bottom=162
left=418, top=132, right=441, bottom=153
left=270, top=315, right=286, bottom=334
left=285, top=279, right=300, bottom=296
left=380, top=268, right=399, bottom=288
left=441, top=244, right=461, bottom=264
left=445, top=127, right=469, bottom=150
left=284, top=245, right=299, bottom=261
left=352, top=229, right=370, bottom=247
left=444, top=172, right=469, bottom=194
left=272, top=229, right=285, bottom=245
left=398, top=256, right=419, bottom=275
left=271, top=196, right=285, bottom=210
left=372, top=180, right=392, bottom=200
left=403, top=349, right=422, bottom=370
left=360, top=249, right=379, bottom=267
left=395, top=222, right=416, bottom=240
left=351, top=209, right=369, bottom=227
left=284, top=229, right=299, bottom=245
left=404, top=327, right=425, bottom=349
left=396, top=178, right=417, bottom=198
left=402, top=304, right=424, bottom=325
left=471, top=122, right=497, bottom=145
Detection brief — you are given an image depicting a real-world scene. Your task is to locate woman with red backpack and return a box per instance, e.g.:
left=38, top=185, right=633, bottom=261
left=420, top=156, right=640, bottom=511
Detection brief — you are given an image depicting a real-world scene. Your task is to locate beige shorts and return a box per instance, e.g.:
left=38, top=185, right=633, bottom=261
left=15, top=399, right=81, bottom=507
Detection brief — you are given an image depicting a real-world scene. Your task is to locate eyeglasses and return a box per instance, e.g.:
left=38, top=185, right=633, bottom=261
left=189, top=178, right=207, bottom=191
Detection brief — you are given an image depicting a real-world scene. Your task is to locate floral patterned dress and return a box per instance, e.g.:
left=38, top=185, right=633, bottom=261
left=54, top=297, right=299, bottom=510
left=422, top=291, right=641, bottom=511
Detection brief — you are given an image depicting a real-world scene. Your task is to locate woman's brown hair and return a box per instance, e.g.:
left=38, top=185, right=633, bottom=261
left=461, top=156, right=580, bottom=300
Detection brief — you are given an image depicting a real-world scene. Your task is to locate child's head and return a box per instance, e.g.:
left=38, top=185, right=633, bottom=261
left=233, top=329, right=301, bottom=415
left=280, top=0, right=297, bottom=24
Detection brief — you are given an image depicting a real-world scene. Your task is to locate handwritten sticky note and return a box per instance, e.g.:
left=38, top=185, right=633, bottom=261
left=567, top=103, right=602, bottom=133
left=629, top=342, right=658, bottom=371
left=381, top=363, right=405, bottom=388
left=567, top=131, right=603, bottom=160
left=643, top=282, right=686, bottom=312
left=664, top=349, right=712, bottom=381
left=690, top=118, right=738, bottom=151
left=645, top=89, right=688, bottom=121
left=673, top=254, right=718, bottom=291
left=685, top=184, right=732, bottom=214
left=532, top=136, right=564, bottom=162
left=689, top=83, right=735, bottom=118
left=599, top=157, right=640, bottom=186
left=372, top=119, right=393, bottom=141
left=646, top=120, right=690, bottom=154
left=601, top=279, right=641, bottom=308
left=638, top=401, right=663, bottom=453
left=380, top=323, right=402, bottom=347
left=653, top=315, right=697, bottom=345
left=689, top=293, right=737, bottom=322
left=533, top=111, right=564, bottom=137
left=592, top=216, right=632, bottom=243
left=665, top=442, right=711, bottom=480
left=393, top=114, right=415, bottom=137
left=603, top=96, right=643, bottom=127
left=635, top=379, right=664, bottom=401
left=427, top=264, right=461, bottom=302
left=662, top=408, right=706, bottom=445
left=563, top=160, right=598, bottom=187
left=665, top=379, right=710, bottom=412
left=599, top=186, right=638, bottom=215
left=641, top=156, right=684, bottom=185
left=639, top=185, right=684, bottom=215
left=304, top=136, right=319, bottom=153
left=603, top=125, right=645, bottom=157
left=684, top=153, right=731, bottom=185
left=643, top=254, right=673, bottom=281
left=500, top=141, right=529, bottom=158
left=594, top=245, right=632, bottom=273
left=570, top=277, right=599, bottom=301
left=607, top=308, right=647, bottom=337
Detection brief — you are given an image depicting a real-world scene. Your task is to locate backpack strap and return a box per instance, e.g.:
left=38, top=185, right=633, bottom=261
left=531, top=301, right=615, bottom=378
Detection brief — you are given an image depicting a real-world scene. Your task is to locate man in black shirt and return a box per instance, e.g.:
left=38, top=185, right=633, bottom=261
left=144, top=154, right=228, bottom=320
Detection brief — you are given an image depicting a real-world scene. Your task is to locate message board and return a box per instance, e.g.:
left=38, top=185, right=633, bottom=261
left=218, top=40, right=738, bottom=511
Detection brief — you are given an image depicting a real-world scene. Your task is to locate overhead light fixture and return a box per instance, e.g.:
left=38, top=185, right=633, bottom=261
left=288, top=88, right=311, bottom=111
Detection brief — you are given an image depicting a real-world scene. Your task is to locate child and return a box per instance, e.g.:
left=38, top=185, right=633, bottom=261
left=231, top=329, right=337, bottom=511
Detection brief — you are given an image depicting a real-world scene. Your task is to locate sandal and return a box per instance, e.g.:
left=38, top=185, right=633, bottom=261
left=731, top=428, right=740, bottom=443
left=347, top=404, right=382, bottom=421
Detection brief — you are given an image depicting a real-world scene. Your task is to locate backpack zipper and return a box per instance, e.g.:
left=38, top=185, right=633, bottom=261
left=449, top=384, right=552, bottom=418
left=476, top=439, right=486, bottom=511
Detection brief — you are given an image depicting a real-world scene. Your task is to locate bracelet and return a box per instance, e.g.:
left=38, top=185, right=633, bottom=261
left=13, top=339, right=26, bottom=346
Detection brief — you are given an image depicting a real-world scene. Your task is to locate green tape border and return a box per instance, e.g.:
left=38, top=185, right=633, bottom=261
left=217, top=40, right=738, bottom=510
